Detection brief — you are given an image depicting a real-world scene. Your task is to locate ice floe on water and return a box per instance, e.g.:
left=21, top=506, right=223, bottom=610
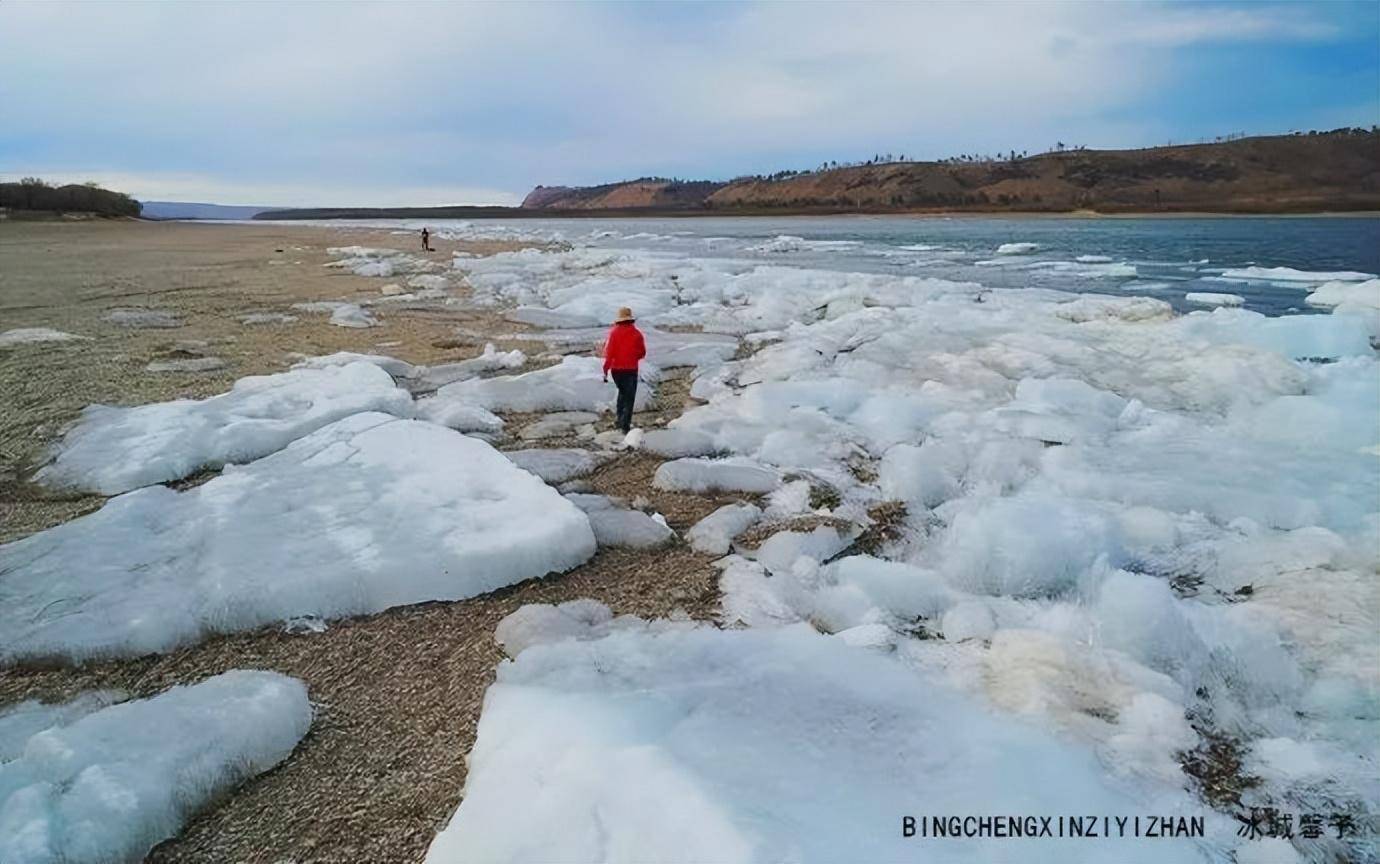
left=426, top=610, right=1226, bottom=863
left=1217, top=266, right=1376, bottom=284
left=995, top=241, right=1040, bottom=255
left=0, top=328, right=89, bottom=347
left=35, top=362, right=412, bottom=494
left=3, top=414, right=595, bottom=663
left=0, top=670, right=310, bottom=864
left=1185, top=292, right=1245, bottom=307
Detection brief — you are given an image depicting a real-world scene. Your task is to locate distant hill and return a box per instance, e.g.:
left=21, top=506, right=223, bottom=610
left=0, top=180, right=141, bottom=218
left=140, top=201, right=272, bottom=220
left=524, top=130, right=1380, bottom=215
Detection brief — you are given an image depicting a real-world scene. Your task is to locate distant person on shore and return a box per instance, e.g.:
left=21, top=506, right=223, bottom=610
left=602, top=306, right=646, bottom=434
left=421, top=227, right=432, bottom=252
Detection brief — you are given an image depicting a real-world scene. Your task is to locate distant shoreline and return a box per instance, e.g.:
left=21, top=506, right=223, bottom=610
left=249, top=206, right=1380, bottom=222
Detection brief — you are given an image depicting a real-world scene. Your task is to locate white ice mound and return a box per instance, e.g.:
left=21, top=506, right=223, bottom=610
left=1, top=414, right=596, bottom=665
left=425, top=619, right=1211, bottom=863
left=995, top=242, right=1039, bottom=255
left=433, top=356, right=653, bottom=413
left=35, top=362, right=413, bottom=495
left=653, top=457, right=779, bottom=493
left=0, top=670, right=310, bottom=864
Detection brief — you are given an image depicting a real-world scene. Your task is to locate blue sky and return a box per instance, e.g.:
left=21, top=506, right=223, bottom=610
left=1, top=0, right=1375, bottom=206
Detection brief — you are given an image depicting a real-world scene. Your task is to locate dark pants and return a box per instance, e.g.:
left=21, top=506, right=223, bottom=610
left=611, top=370, right=638, bottom=432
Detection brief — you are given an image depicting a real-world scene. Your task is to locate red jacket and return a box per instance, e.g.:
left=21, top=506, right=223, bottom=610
left=602, top=321, right=646, bottom=373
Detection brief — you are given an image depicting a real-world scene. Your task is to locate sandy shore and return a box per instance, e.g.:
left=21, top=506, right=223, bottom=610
left=0, top=220, right=741, bottom=862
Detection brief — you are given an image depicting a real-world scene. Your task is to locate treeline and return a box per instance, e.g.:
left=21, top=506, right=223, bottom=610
left=0, top=178, right=142, bottom=217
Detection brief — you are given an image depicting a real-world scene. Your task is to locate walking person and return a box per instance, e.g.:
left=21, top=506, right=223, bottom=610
left=421, top=227, right=432, bottom=252
left=602, top=306, right=646, bottom=434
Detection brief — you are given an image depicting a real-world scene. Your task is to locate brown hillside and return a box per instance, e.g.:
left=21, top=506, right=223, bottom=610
left=522, top=131, right=1380, bottom=214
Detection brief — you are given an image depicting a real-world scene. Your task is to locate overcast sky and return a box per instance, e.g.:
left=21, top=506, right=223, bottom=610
left=2, top=1, right=1376, bottom=207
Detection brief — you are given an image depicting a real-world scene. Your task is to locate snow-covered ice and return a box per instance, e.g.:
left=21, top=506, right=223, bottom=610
left=426, top=611, right=1222, bottom=863
left=1305, top=278, right=1380, bottom=310
left=0, top=670, right=310, bottom=864
left=36, top=361, right=413, bottom=494
left=566, top=495, right=675, bottom=548
left=995, top=242, right=1039, bottom=255
left=2, top=414, right=596, bottom=663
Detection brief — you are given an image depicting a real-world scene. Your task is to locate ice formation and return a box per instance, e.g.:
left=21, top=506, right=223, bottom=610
left=2, top=414, right=596, bottom=663
left=0, top=328, right=89, bottom=347
left=426, top=610, right=1223, bottom=863
left=1184, top=292, right=1244, bottom=307
left=35, top=362, right=413, bottom=494
left=434, top=226, right=1377, bottom=861
left=0, top=671, right=310, bottom=864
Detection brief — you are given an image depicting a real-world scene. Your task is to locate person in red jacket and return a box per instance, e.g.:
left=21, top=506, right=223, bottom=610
left=602, top=306, right=646, bottom=433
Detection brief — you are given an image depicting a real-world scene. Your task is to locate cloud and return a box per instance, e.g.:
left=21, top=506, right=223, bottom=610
left=0, top=1, right=1371, bottom=205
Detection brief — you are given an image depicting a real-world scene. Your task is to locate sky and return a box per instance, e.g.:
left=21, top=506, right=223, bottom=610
left=1, top=0, right=1376, bottom=207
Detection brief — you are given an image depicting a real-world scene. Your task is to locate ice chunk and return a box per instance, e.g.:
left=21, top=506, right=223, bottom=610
left=0, top=670, right=310, bottom=864
left=494, top=599, right=617, bottom=658
left=687, top=504, right=762, bottom=555
left=436, top=356, right=653, bottom=413
left=1218, top=266, right=1375, bottom=284
left=587, top=508, right=674, bottom=548
left=416, top=400, right=504, bottom=434
left=293, top=351, right=419, bottom=379
left=1184, top=292, right=1244, bottom=307
left=413, top=344, right=527, bottom=391
left=0, top=328, right=89, bottom=347
left=519, top=412, right=599, bottom=440
left=653, top=457, right=778, bottom=493
left=330, top=303, right=378, bottom=328
left=1305, top=278, right=1380, bottom=309
left=641, top=428, right=720, bottom=457
left=2, top=414, right=596, bottom=663
left=36, top=362, right=414, bottom=494
left=995, top=242, right=1039, bottom=255
left=426, top=623, right=1213, bottom=863
left=751, top=525, right=852, bottom=575
left=144, top=357, right=226, bottom=373
left=505, top=448, right=600, bottom=483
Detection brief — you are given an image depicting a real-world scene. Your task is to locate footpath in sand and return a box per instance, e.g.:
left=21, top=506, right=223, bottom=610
left=0, top=221, right=757, bottom=862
